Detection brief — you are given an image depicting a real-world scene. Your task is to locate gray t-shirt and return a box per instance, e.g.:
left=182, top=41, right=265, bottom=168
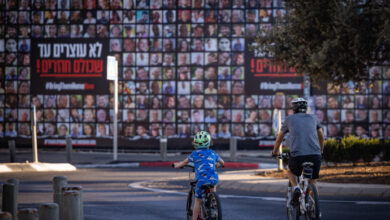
left=281, top=113, right=322, bottom=157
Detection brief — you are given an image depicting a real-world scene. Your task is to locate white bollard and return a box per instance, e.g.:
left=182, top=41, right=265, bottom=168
left=61, top=186, right=83, bottom=220
left=2, top=183, right=17, bottom=220
left=17, top=208, right=38, bottom=220
left=39, top=203, right=59, bottom=220
left=0, top=211, right=12, bottom=220
left=61, top=191, right=81, bottom=220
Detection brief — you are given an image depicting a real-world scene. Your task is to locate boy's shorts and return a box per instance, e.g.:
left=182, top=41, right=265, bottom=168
left=195, top=179, right=218, bottom=199
left=288, top=154, right=322, bottom=179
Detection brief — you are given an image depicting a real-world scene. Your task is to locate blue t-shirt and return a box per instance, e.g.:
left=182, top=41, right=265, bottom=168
left=188, top=149, right=220, bottom=182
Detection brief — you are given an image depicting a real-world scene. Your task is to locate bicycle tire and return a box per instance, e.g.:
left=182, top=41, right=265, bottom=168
left=286, top=182, right=300, bottom=220
left=305, top=183, right=320, bottom=220
left=207, top=192, right=222, bottom=220
left=187, top=190, right=204, bottom=220
left=186, top=190, right=194, bottom=220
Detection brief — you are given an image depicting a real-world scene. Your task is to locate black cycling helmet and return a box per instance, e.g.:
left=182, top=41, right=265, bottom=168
left=291, top=97, right=307, bottom=113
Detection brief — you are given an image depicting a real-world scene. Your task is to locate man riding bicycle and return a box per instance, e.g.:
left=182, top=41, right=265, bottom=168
left=272, top=97, right=325, bottom=206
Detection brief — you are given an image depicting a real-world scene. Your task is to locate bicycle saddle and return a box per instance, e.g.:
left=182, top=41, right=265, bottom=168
left=302, top=162, right=314, bottom=167
left=201, top=184, right=215, bottom=189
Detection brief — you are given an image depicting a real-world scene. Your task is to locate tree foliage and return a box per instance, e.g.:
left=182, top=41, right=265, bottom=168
left=254, top=0, right=390, bottom=88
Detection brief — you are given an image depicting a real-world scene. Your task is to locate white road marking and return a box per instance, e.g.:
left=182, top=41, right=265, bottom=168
left=129, top=181, right=390, bottom=206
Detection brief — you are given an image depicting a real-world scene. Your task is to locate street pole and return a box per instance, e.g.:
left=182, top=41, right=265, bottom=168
left=277, top=110, right=283, bottom=171
left=113, top=74, right=118, bottom=161
left=107, top=56, right=118, bottom=161
left=32, top=105, right=38, bottom=163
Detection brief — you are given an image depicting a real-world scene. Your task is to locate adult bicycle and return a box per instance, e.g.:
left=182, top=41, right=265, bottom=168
left=176, top=162, right=222, bottom=220
left=277, top=153, right=321, bottom=220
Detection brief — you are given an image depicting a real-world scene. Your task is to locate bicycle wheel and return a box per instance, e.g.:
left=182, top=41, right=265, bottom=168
left=187, top=190, right=204, bottom=220
left=186, top=190, right=194, bottom=220
left=286, top=183, right=300, bottom=220
left=305, top=183, right=320, bottom=220
left=207, top=192, right=222, bottom=220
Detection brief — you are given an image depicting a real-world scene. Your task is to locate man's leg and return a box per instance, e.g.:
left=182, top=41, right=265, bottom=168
left=287, top=168, right=301, bottom=206
left=287, top=168, right=298, bottom=187
left=192, top=198, right=201, bottom=220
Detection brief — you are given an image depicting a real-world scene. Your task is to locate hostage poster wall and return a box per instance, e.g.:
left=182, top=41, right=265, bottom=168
left=244, top=40, right=304, bottom=95
left=31, top=39, right=109, bottom=94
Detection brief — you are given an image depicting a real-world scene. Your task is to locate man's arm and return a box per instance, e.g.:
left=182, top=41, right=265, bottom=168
left=272, top=131, right=286, bottom=156
left=317, top=128, right=325, bottom=154
left=174, top=158, right=189, bottom=168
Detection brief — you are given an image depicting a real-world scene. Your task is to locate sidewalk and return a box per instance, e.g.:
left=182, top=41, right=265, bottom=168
left=0, top=149, right=276, bottom=172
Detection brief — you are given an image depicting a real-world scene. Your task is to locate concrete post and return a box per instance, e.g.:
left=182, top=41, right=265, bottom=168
left=52, top=176, right=67, bottom=220
left=6, top=179, right=19, bottom=197
left=61, top=186, right=83, bottom=220
left=230, top=137, right=237, bottom=162
left=8, top=140, right=16, bottom=162
left=0, top=212, right=12, bottom=220
left=17, top=208, right=38, bottom=220
left=39, top=203, right=59, bottom=220
left=160, top=137, right=167, bottom=161
left=65, top=137, right=72, bottom=163
left=2, top=183, right=17, bottom=220
left=61, top=191, right=81, bottom=220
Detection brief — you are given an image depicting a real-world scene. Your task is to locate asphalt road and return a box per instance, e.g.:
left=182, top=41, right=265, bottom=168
left=1, top=167, right=389, bottom=220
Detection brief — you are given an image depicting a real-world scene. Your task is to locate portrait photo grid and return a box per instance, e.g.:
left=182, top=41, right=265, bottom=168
left=0, top=0, right=389, bottom=141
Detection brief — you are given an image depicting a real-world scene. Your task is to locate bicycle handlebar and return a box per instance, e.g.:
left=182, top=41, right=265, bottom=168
left=274, top=153, right=289, bottom=160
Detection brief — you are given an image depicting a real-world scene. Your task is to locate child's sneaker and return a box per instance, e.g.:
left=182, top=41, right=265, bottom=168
left=291, top=188, right=301, bottom=206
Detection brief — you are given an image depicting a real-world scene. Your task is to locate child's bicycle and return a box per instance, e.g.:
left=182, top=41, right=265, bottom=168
left=277, top=153, right=321, bottom=220
left=174, top=162, right=222, bottom=220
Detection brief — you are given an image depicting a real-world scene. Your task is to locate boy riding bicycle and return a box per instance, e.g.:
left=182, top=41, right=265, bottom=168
left=272, top=97, right=325, bottom=206
left=174, top=131, right=225, bottom=220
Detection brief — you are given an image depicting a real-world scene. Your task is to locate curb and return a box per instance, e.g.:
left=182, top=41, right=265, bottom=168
left=0, top=163, right=77, bottom=173
left=75, top=161, right=278, bottom=169
left=0, top=161, right=277, bottom=172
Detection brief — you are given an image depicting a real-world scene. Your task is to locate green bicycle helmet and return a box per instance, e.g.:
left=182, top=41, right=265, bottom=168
left=193, top=131, right=211, bottom=149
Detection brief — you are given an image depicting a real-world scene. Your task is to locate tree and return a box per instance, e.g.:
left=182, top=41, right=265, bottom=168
left=254, top=0, right=390, bottom=88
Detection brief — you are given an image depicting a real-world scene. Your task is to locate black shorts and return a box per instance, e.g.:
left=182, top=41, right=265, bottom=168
left=288, top=155, right=322, bottom=179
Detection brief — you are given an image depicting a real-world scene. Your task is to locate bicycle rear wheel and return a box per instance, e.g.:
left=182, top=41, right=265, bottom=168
left=305, top=183, right=320, bottom=220
left=286, top=182, right=300, bottom=220
left=186, top=190, right=204, bottom=220
left=207, top=192, right=222, bottom=220
left=186, top=190, right=194, bottom=220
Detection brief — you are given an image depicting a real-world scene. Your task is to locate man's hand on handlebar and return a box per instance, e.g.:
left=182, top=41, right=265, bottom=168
left=271, top=150, right=279, bottom=158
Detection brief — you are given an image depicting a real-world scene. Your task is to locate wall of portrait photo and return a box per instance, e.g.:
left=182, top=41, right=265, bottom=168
left=0, top=0, right=389, bottom=146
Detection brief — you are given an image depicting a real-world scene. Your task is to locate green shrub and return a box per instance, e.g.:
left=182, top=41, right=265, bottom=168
left=323, top=138, right=342, bottom=164
left=361, top=138, right=381, bottom=163
left=341, top=136, right=362, bottom=165
left=323, top=136, right=385, bottom=164
left=381, top=140, right=390, bottom=161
